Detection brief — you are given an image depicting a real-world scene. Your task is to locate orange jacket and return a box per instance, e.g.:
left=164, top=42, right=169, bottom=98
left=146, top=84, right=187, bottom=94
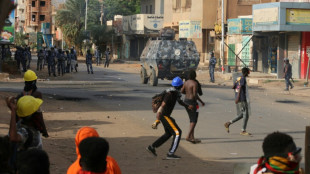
left=67, top=127, right=121, bottom=174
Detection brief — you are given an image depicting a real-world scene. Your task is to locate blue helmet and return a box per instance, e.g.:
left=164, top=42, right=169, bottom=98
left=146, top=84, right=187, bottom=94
left=171, top=77, right=183, bottom=87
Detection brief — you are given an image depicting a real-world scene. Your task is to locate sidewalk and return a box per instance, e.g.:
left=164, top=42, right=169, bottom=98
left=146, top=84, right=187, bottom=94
left=197, top=66, right=310, bottom=98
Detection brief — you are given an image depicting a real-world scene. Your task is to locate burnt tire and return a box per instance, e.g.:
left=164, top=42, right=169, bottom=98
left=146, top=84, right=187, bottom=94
left=149, top=69, right=158, bottom=86
left=140, top=67, right=148, bottom=84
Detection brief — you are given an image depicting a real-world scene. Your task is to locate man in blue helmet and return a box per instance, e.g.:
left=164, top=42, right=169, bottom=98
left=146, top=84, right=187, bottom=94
left=147, top=77, right=194, bottom=160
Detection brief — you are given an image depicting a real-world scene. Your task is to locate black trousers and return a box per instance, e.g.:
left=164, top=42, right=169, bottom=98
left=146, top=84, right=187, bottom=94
left=152, top=116, right=182, bottom=155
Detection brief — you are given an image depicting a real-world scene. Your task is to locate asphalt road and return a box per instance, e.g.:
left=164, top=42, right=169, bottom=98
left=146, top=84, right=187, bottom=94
left=1, top=62, right=309, bottom=172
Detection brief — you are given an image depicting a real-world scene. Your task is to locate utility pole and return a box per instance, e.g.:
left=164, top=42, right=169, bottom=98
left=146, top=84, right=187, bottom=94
left=221, top=0, right=224, bottom=74
left=85, top=0, right=88, bottom=31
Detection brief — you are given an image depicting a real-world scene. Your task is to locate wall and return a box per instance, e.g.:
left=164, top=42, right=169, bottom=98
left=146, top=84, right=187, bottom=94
left=301, top=32, right=310, bottom=79
left=163, top=0, right=203, bottom=27
left=202, top=0, right=217, bottom=29
left=141, top=0, right=155, bottom=14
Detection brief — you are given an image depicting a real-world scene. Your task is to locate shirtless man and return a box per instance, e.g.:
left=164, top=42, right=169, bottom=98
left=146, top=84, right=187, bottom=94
left=181, top=70, right=205, bottom=144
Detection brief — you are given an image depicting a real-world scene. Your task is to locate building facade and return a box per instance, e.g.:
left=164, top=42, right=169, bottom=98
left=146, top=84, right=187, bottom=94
left=253, top=2, right=310, bottom=79
left=163, top=0, right=217, bottom=64
left=25, top=0, right=52, bottom=33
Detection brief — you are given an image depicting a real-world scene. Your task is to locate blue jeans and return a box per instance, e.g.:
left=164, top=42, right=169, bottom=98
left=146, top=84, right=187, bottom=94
left=231, top=101, right=249, bottom=131
left=209, top=67, right=215, bottom=82
left=285, top=76, right=293, bottom=90
left=87, top=63, right=93, bottom=73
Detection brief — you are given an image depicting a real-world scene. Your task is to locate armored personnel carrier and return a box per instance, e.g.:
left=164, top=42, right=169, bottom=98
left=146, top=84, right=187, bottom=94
left=140, top=29, right=200, bottom=86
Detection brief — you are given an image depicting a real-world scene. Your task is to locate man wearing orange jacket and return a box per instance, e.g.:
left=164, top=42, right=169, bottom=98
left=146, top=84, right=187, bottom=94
left=67, top=127, right=121, bottom=174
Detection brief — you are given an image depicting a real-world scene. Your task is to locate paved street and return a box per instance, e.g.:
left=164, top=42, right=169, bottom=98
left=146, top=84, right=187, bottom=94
left=0, top=61, right=309, bottom=173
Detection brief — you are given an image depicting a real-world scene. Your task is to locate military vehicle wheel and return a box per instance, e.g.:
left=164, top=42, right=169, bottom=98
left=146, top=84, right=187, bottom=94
left=140, top=67, right=148, bottom=84
left=149, top=69, right=158, bottom=86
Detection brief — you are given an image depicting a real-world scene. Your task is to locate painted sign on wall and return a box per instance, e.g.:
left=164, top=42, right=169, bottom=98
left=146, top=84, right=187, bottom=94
left=37, top=32, right=43, bottom=50
left=179, top=20, right=191, bottom=38
left=0, top=0, right=15, bottom=43
left=122, top=14, right=163, bottom=35
left=179, top=20, right=202, bottom=39
left=286, top=9, right=310, bottom=25
left=228, top=44, right=236, bottom=66
left=241, top=36, right=251, bottom=66
left=228, top=18, right=252, bottom=35
left=253, top=7, right=279, bottom=25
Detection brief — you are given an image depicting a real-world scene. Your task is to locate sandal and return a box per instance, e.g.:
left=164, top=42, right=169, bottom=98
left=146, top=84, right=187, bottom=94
left=194, top=139, right=201, bottom=143
left=186, top=138, right=196, bottom=144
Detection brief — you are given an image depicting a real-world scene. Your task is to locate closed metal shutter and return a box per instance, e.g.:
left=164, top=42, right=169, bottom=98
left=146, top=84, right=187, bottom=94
left=287, top=33, right=300, bottom=79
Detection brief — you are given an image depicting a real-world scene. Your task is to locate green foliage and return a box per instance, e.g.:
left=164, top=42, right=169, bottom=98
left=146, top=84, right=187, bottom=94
left=56, top=0, right=140, bottom=50
left=103, top=0, right=141, bottom=20
left=14, top=32, right=26, bottom=46
left=56, top=0, right=101, bottom=49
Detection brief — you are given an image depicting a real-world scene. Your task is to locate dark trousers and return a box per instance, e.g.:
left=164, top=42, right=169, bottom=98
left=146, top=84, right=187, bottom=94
left=209, top=67, right=215, bottom=82
left=86, top=63, right=93, bottom=73
left=152, top=116, right=182, bottom=155
left=104, top=59, right=109, bottom=68
left=58, top=61, right=65, bottom=76
left=37, top=59, right=43, bottom=71
left=16, top=59, right=20, bottom=70
left=96, top=57, right=100, bottom=66
left=21, top=59, right=27, bottom=72
left=48, top=64, right=55, bottom=76
left=285, top=76, right=293, bottom=90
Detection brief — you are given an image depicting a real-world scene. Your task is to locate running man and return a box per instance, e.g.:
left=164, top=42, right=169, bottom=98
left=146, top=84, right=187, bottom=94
left=146, top=77, right=194, bottom=159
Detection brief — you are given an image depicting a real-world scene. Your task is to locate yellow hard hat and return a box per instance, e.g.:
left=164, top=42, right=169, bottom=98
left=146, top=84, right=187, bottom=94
left=17, top=96, right=43, bottom=117
left=24, top=70, right=37, bottom=81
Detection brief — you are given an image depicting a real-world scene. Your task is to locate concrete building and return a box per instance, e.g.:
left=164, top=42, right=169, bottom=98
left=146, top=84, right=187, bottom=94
left=25, top=0, right=52, bottom=33
left=15, top=0, right=26, bottom=33
left=253, top=2, right=310, bottom=79
left=141, top=0, right=164, bottom=14
left=163, top=0, right=217, bottom=64
left=113, top=0, right=164, bottom=60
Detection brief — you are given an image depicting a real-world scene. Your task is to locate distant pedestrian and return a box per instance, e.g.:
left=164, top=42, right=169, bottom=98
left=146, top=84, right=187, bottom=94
left=224, top=67, right=251, bottom=136
left=15, top=46, right=24, bottom=71
left=43, top=47, right=47, bottom=68
left=57, top=49, right=65, bottom=76
left=104, top=48, right=110, bottom=68
left=209, top=51, right=216, bottom=83
left=37, top=49, right=44, bottom=71
left=70, top=49, right=78, bottom=72
left=86, top=50, right=94, bottom=74
left=25, top=46, right=31, bottom=69
left=283, top=58, right=294, bottom=91
left=47, top=49, right=56, bottom=77
left=65, top=50, right=71, bottom=73
left=95, top=47, right=101, bottom=66
left=146, top=77, right=194, bottom=159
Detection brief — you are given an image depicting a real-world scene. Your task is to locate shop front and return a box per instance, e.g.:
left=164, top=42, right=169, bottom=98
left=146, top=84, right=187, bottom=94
left=253, top=2, right=310, bottom=79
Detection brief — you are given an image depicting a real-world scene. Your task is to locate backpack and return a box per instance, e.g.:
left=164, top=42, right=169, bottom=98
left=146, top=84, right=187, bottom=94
left=152, top=90, right=167, bottom=113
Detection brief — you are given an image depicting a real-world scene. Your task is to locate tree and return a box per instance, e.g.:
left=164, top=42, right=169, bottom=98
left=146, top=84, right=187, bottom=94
left=103, top=0, right=141, bottom=21
left=14, top=32, right=26, bottom=46
left=56, top=0, right=101, bottom=50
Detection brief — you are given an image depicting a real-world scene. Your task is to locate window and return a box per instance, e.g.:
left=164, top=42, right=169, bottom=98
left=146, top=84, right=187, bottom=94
left=32, top=1, right=35, bottom=7
left=186, top=0, right=191, bottom=8
left=146, top=5, right=148, bottom=14
left=176, top=0, right=181, bottom=9
left=40, top=15, right=45, bottom=21
left=150, top=5, right=152, bottom=14
left=40, top=1, right=45, bottom=7
left=32, top=15, right=36, bottom=22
